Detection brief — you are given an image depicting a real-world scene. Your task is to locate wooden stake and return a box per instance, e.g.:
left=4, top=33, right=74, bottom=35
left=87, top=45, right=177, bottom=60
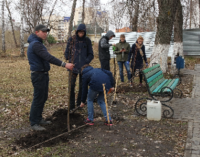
left=113, top=58, right=116, bottom=80
left=102, top=84, right=110, bottom=126
left=113, top=71, right=119, bottom=103
left=67, top=71, right=72, bottom=132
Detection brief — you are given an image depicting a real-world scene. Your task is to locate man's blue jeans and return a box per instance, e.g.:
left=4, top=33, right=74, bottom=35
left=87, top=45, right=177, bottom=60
left=117, top=61, right=131, bottom=82
left=30, top=72, right=49, bottom=126
left=87, top=88, right=111, bottom=121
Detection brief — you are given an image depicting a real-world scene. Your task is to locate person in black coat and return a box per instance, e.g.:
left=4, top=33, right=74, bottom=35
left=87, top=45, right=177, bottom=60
left=127, top=36, right=148, bottom=87
left=98, top=30, right=116, bottom=71
left=65, top=24, right=94, bottom=110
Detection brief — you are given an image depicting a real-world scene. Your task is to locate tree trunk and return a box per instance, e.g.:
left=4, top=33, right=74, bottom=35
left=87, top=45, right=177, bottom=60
left=171, top=0, right=183, bottom=73
left=67, top=0, right=77, bottom=39
left=132, top=1, right=139, bottom=32
left=81, top=0, right=85, bottom=24
left=2, top=0, right=6, bottom=53
left=67, top=0, right=77, bottom=132
left=150, top=0, right=179, bottom=73
left=20, top=0, right=25, bottom=57
left=5, top=0, right=18, bottom=48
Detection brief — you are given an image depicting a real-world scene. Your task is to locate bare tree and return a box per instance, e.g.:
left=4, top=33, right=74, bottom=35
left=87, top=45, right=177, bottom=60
left=5, top=0, right=18, bottom=48
left=125, top=0, right=140, bottom=31
left=47, top=0, right=58, bottom=28
left=171, top=0, right=183, bottom=73
left=110, top=1, right=126, bottom=31
left=20, top=0, right=25, bottom=57
left=182, top=0, right=190, bottom=29
left=150, top=0, right=179, bottom=73
left=66, top=0, right=77, bottom=132
left=138, top=0, right=158, bottom=32
left=174, top=0, right=183, bottom=55
left=67, top=0, right=77, bottom=39
left=81, top=0, right=85, bottom=24
left=2, top=0, right=6, bottom=53
left=114, top=0, right=157, bottom=32
left=190, top=0, right=199, bottom=28
left=22, top=0, right=46, bottom=34
left=132, top=1, right=139, bottom=31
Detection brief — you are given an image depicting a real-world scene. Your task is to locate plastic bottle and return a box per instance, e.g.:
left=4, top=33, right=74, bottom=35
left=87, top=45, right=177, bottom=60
left=147, top=100, right=162, bottom=121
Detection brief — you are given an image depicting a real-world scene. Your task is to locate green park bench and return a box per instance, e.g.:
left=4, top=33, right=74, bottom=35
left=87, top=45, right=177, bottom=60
left=135, top=64, right=182, bottom=118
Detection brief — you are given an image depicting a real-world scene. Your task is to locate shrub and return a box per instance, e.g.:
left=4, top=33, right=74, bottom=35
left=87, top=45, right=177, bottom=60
left=47, top=35, right=57, bottom=44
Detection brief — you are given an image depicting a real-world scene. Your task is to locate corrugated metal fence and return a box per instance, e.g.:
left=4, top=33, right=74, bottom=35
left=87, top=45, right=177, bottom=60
left=102, top=29, right=200, bottom=58
left=183, top=29, right=200, bottom=56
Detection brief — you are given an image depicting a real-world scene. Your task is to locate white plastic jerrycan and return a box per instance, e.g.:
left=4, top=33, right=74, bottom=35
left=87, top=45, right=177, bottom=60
left=147, top=100, right=162, bottom=121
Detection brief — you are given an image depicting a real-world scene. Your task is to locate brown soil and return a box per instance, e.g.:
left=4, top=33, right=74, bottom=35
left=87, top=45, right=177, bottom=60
left=13, top=94, right=187, bottom=156
left=15, top=109, right=86, bottom=149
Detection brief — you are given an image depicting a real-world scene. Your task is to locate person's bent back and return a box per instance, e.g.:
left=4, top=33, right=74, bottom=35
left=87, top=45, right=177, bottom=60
left=80, top=65, right=115, bottom=126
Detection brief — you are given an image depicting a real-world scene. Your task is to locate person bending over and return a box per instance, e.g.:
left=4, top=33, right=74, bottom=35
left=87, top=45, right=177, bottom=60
left=80, top=65, right=115, bottom=126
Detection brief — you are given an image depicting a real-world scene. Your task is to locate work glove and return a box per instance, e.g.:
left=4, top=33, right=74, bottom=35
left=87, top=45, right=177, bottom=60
left=126, top=61, right=129, bottom=65
left=146, top=63, right=148, bottom=67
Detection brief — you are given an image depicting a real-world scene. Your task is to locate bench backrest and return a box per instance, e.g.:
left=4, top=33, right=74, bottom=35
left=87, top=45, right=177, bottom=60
left=142, top=64, right=164, bottom=94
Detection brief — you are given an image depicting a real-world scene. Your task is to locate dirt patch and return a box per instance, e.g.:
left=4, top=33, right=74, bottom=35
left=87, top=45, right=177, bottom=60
left=57, top=100, right=187, bottom=157
left=15, top=109, right=85, bottom=149
left=117, top=84, right=147, bottom=93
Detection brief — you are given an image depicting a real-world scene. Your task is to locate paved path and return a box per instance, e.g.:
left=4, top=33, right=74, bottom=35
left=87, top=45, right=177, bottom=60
left=170, top=65, right=200, bottom=157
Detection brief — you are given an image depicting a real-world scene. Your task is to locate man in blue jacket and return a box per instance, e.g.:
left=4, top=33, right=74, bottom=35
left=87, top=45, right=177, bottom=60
left=65, top=24, right=94, bottom=110
left=27, top=24, right=74, bottom=131
left=80, top=65, right=115, bottom=126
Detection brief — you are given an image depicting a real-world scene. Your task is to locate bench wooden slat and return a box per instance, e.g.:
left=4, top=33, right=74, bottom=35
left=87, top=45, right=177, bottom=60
left=158, top=79, right=172, bottom=93
left=147, top=71, right=163, bottom=83
left=149, top=77, right=165, bottom=93
left=143, top=64, right=160, bottom=74
left=145, top=67, right=161, bottom=79
left=148, top=74, right=164, bottom=88
left=169, top=79, right=179, bottom=90
left=152, top=79, right=168, bottom=93
left=163, top=79, right=176, bottom=92
left=143, top=64, right=180, bottom=96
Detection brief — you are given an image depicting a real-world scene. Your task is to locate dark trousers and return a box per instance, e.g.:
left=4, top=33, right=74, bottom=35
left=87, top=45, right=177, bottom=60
left=30, top=73, right=49, bottom=126
left=100, top=59, right=110, bottom=71
left=133, top=69, right=143, bottom=83
left=70, top=72, right=82, bottom=110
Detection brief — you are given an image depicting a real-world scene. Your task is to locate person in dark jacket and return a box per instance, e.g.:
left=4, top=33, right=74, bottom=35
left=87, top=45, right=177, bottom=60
left=127, top=36, right=148, bottom=87
left=80, top=65, right=115, bottom=126
left=99, top=30, right=116, bottom=71
left=65, top=24, right=94, bottom=110
left=27, top=24, right=74, bottom=131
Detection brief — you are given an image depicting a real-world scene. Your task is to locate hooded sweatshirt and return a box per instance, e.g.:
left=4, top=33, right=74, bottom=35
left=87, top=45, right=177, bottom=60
left=27, top=33, right=65, bottom=72
left=81, top=66, right=115, bottom=103
left=64, top=24, right=94, bottom=74
left=98, top=30, right=115, bottom=60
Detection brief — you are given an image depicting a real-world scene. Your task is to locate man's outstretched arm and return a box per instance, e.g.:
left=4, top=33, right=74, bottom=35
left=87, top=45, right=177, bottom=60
left=33, top=42, right=74, bottom=70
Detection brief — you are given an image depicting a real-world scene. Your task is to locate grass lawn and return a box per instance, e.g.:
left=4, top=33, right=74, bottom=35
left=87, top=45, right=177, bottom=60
left=0, top=44, right=198, bottom=156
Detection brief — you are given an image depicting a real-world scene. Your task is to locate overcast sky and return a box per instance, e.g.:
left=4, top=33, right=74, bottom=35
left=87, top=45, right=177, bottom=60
left=7, top=0, right=113, bottom=22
